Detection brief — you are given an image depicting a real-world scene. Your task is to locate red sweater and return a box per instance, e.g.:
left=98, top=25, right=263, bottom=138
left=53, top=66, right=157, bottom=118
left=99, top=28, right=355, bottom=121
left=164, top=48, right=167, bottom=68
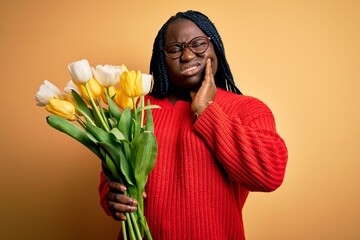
left=99, top=88, right=288, bottom=239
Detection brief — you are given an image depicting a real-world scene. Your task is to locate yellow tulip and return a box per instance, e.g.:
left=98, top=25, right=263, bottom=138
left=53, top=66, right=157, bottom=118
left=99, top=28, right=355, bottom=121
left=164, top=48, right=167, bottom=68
left=45, top=98, right=77, bottom=121
left=77, top=78, right=102, bottom=101
left=63, top=93, right=77, bottom=106
left=119, top=70, right=142, bottom=98
left=101, top=86, right=117, bottom=104
left=114, top=88, right=137, bottom=110
left=120, top=64, right=128, bottom=71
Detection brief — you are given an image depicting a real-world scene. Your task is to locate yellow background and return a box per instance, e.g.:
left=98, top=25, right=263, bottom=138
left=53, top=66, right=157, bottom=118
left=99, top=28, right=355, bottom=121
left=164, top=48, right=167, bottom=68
left=1, top=0, right=359, bottom=239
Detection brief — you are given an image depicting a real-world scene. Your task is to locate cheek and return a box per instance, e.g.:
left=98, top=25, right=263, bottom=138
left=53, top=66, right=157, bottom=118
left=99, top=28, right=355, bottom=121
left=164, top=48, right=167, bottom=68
left=209, top=55, right=218, bottom=76
left=165, top=60, right=178, bottom=76
left=207, top=46, right=218, bottom=75
left=211, top=60, right=218, bottom=75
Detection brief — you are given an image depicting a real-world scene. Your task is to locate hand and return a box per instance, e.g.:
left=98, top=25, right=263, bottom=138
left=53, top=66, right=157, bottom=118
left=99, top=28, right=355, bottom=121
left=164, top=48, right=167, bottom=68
left=106, top=181, right=138, bottom=221
left=190, top=58, right=217, bottom=116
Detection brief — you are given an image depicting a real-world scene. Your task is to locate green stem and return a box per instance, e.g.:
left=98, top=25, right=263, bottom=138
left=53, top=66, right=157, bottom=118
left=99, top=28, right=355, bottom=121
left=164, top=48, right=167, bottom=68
left=132, top=97, right=140, bottom=138
left=75, top=115, right=86, bottom=129
left=137, top=204, right=153, bottom=240
left=84, top=83, right=110, bottom=132
left=115, top=174, right=140, bottom=239
left=132, top=98, right=137, bottom=116
left=96, top=98, right=110, bottom=127
left=104, top=89, right=114, bottom=120
left=106, top=88, right=111, bottom=98
left=138, top=196, right=144, bottom=233
left=75, top=108, right=96, bottom=126
left=140, top=96, right=145, bottom=128
left=121, top=221, right=128, bottom=240
left=125, top=212, right=136, bottom=240
left=130, top=212, right=143, bottom=239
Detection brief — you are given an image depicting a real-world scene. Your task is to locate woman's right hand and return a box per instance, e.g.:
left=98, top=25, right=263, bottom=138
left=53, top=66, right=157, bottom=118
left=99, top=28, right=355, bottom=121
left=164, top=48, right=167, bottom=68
left=190, top=58, right=217, bottom=117
left=106, top=181, right=138, bottom=221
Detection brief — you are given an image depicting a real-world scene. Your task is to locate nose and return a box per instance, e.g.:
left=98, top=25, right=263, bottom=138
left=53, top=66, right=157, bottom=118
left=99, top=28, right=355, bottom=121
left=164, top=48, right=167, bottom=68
left=180, top=47, right=195, bottom=61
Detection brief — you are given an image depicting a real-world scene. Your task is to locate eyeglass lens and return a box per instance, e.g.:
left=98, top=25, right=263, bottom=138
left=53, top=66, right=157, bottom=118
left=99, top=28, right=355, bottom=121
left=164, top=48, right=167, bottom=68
left=164, top=36, right=210, bottom=59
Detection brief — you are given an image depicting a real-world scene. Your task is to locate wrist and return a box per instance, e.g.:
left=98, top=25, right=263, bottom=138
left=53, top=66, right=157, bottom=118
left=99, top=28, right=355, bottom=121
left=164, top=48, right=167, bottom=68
left=193, top=101, right=213, bottom=120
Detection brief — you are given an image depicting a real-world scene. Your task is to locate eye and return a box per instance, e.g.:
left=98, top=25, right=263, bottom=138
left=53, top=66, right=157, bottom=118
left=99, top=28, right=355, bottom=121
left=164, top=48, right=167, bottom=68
left=165, top=44, right=182, bottom=53
left=190, top=38, right=208, bottom=48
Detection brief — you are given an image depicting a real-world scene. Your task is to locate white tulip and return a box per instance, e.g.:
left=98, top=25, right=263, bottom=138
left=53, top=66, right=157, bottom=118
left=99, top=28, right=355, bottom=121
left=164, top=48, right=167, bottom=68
left=62, top=80, right=80, bottom=97
left=141, top=73, right=153, bottom=95
left=35, top=80, right=61, bottom=106
left=68, top=59, right=92, bottom=84
left=92, top=65, right=123, bottom=88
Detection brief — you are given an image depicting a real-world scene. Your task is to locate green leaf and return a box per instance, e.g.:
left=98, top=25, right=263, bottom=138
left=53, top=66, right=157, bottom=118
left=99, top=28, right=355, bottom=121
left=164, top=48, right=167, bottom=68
left=99, top=142, right=120, bottom=169
left=108, top=118, right=117, bottom=129
left=137, top=105, right=161, bottom=112
left=145, top=100, right=155, bottom=132
left=100, top=142, right=135, bottom=186
left=85, top=123, right=112, bottom=144
left=118, top=107, right=132, bottom=141
left=133, top=115, right=141, bottom=139
left=101, top=161, right=114, bottom=181
left=107, top=94, right=121, bottom=122
left=71, top=90, right=93, bottom=121
left=110, top=128, right=131, bottom=143
left=86, top=131, right=99, bottom=143
left=109, top=128, right=131, bottom=160
left=131, top=131, right=158, bottom=192
left=104, top=153, right=120, bottom=182
left=91, top=105, right=103, bottom=127
left=46, top=116, right=101, bottom=159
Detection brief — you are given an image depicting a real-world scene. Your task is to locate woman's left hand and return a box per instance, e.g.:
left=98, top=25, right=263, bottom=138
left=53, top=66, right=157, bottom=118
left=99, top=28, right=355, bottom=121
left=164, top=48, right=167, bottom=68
left=190, top=58, right=217, bottom=117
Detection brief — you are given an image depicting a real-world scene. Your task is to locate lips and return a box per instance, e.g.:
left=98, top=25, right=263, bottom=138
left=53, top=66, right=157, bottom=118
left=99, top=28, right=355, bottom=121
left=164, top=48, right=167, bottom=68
left=180, top=63, right=201, bottom=76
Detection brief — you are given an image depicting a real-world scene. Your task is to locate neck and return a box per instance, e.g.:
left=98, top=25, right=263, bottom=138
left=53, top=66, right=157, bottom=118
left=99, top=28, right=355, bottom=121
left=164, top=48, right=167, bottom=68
left=167, top=90, right=191, bottom=104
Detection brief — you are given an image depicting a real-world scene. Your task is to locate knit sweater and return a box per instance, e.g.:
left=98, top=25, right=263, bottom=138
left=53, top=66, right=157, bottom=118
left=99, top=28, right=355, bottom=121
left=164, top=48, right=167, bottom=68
left=99, top=88, right=288, bottom=239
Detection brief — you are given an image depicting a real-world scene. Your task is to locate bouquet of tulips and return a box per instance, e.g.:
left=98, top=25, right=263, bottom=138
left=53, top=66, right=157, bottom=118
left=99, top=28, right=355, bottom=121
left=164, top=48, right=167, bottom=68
left=35, top=59, right=159, bottom=240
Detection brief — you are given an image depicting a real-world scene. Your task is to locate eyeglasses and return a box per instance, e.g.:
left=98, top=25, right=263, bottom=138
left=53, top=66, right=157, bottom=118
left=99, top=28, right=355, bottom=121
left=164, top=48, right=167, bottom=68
left=163, top=36, right=211, bottom=59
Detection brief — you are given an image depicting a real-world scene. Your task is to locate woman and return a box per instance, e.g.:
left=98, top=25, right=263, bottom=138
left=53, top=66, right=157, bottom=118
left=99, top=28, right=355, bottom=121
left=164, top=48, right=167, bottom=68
left=99, top=10, right=288, bottom=239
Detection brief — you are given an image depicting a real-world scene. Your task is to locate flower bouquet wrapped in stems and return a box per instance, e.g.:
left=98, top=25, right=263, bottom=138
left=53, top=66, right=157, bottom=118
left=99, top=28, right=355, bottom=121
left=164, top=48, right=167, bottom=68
left=35, top=59, right=160, bottom=240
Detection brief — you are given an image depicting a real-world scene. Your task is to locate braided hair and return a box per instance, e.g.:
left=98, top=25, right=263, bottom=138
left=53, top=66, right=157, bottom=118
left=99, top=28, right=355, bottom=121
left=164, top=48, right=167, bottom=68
left=150, top=10, right=242, bottom=98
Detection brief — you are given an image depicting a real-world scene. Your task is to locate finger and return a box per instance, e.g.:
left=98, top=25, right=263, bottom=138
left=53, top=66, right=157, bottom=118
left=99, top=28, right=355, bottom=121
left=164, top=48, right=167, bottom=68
left=107, top=192, right=138, bottom=206
left=108, top=181, right=127, bottom=193
left=113, top=212, right=126, bottom=221
left=143, top=191, right=147, bottom=199
left=204, top=58, right=212, bottom=82
left=108, top=201, right=137, bottom=214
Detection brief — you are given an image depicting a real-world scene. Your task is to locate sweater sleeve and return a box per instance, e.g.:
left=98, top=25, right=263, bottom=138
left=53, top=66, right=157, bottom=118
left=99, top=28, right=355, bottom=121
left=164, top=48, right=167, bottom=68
left=193, top=95, right=288, bottom=192
left=98, top=171, right=112, bottom=216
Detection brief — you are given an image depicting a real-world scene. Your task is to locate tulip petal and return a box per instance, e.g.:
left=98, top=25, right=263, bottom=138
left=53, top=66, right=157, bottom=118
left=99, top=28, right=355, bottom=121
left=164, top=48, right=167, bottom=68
left=35, top=80, right=61, bottom=106
left=68, top=59, right=92, bottom=84
left=62, top=80, right=80, bottom=97
left=46, top=98, right=76, bottom=120
left=92, top=64, right=122, bottom=88
left=141, top=74, right=152, bottom=95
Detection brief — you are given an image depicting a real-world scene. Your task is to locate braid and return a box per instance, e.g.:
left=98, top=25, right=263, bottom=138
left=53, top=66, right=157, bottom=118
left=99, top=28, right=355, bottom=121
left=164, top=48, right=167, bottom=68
left=150, top=10, right=242, bottom=99
left=149, top=21, right=170, bottom=98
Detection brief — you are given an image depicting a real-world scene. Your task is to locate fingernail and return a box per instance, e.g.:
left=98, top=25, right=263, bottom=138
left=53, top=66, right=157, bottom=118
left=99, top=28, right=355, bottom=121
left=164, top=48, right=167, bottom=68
left=120, top=185, right=127, bottom=192
left=127, top=205, right=137, bottom=212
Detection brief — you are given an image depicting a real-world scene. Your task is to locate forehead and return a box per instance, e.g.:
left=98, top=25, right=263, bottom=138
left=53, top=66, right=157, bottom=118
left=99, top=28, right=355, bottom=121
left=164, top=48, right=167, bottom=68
left=164, top=19, right=206, bottom=43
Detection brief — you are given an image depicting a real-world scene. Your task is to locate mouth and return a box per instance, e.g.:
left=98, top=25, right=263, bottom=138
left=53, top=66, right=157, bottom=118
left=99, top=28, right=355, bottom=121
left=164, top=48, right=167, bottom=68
left=180, top=63, right=201, bottom=76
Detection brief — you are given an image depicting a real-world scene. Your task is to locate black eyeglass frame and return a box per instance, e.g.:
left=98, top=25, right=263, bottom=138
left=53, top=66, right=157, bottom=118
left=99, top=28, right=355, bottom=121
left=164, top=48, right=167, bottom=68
left=163, top=36, right=211, bottom=59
